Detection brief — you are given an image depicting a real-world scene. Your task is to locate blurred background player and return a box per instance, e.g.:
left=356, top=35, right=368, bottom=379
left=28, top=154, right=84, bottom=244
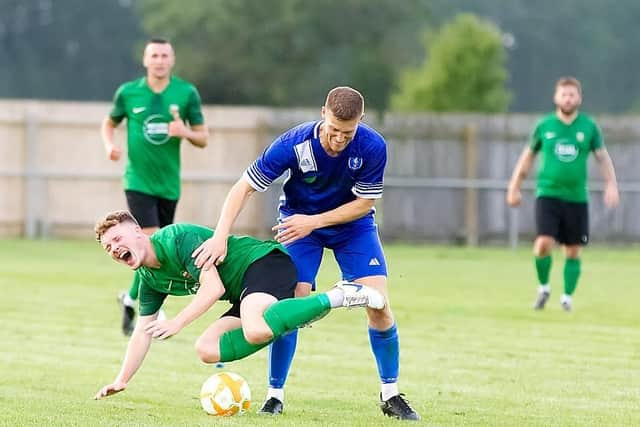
left=93, top=210, right=385, bottom=400
left=100, top=38, right=209, bottom=335
left=192, top=86, right=420, bottom=420
left=507, top=76, right=619, bottom=311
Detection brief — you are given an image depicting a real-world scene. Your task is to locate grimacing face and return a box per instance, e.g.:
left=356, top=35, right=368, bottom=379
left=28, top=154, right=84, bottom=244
left=320, top=107, right=362, bottom=156
left=143, top=42, right=175, bottom=80
left=554, top=84, right=582, bottom=116
left=100, top=221, right=145, bottom=270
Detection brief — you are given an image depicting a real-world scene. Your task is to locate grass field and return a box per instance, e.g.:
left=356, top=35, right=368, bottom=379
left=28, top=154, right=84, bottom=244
left=1, top=239, right=639, bottom=426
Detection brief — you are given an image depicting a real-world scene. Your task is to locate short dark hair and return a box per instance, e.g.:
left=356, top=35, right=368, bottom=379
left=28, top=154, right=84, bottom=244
left=147, top=37, right=171, bottom=45
left=94, top=210, right=139, bottom=242
left=555, top=76, right=582, bottom=95
left=325, top=86, right=365, bottom=120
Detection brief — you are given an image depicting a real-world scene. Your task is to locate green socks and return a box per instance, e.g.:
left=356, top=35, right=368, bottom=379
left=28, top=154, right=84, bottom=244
left=219, top=294, right=332, bottom=362
left=219, top=328, right=270, bottom=362
left=563, top=258, right=581, bottom=296
left=535, top=255, right=552, bottom=285
left=262, top=293, right=331, bottom=335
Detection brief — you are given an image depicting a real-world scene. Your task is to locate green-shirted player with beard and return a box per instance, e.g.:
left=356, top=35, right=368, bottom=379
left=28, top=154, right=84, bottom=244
left=93, top=210, right=385, bottom=401
left=507, top=76, right=619, bottom=311
left=100, top=37, right=209, bottom=335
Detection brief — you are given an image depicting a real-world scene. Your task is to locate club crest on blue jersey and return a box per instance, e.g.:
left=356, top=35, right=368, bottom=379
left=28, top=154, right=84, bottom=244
left=348, top=157, right=363, bottom=170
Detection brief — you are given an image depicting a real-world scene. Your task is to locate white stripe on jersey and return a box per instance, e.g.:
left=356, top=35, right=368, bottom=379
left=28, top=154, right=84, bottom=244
left=244, top=161, right=273, bottom=192
left=353, top=182, right=383, bottom=199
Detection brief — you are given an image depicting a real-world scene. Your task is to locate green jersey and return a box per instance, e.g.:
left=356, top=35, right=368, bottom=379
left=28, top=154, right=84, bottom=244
left=136, top=223, right=286, bottom=316
left=109, top=75, right=204, bottom=200
left=530, top=112, right=603, bottom=202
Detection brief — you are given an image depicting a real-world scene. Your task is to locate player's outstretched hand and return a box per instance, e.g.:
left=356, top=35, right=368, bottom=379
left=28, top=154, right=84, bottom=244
left=192, top=237, right=227, bottom=270
left=272, top=214, right=318, bottom=245
left=94, top=381, right=126, bottom=400
left=145, top=318, right=182, bottom=340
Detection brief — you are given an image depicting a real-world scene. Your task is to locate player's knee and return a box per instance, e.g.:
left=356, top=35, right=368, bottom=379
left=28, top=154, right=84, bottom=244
left=242, top=326, right=273, bottom=345
left=195, top=338, right=220, bottom=363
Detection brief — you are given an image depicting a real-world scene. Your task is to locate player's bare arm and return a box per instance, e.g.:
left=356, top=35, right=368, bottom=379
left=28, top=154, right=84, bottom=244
left=192, top=178, right=256, bottom=269
left=145, top=268, right=225, bottom=340
left=100, top=117, right=122, bottom=161
left=273, top=197, right=375, bottom=245
left=94, top=313, right=156, bottom=399
left=593, top=147, right=620, bottom=208
left=507, top=147, right=536, bottom=207
left=167, top=107, right=209, bottom=148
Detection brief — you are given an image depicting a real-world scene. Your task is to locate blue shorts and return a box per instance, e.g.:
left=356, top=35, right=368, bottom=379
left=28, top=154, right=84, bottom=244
left=281, top=214, right=387, bottom=290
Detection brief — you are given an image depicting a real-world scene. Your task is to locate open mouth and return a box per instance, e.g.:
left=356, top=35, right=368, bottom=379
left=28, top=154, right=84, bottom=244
left=118, top=250, right=133, bottom=264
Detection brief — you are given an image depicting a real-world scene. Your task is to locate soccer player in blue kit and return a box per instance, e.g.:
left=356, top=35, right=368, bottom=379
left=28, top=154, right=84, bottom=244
left=192, top=86, right=420, bottom=420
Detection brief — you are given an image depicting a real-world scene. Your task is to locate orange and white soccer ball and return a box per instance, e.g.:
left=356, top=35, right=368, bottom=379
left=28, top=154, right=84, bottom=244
left=200, top=372, right=251, bottom=416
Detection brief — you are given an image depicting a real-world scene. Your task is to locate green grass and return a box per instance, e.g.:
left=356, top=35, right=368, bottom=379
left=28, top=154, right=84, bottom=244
left=1, top=239, right=639, bottom=426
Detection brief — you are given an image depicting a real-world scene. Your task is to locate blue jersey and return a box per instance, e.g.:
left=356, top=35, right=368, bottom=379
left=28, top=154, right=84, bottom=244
left=244, top=121, right=386, bottom=216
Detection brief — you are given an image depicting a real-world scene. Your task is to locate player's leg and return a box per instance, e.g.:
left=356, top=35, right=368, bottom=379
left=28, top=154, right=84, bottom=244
left=261, top=242, right=322, bottom=414
left=116, top=191, right=163, bottom=335
left=532, top=197, right=560, bottom=310
left=216, top=252, right=376, bottom=364
left=333, top=218, right=420, bottom=421
left=559, top=201, right=588, bottom=311
left=195, top=315, right=242, bottom=363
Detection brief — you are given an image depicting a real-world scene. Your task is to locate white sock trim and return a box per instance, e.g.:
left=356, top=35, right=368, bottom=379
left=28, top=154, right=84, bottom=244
left=381, top=383, right=399, bottom=401
left=538, top=284, right=550, bottom=293
left=266, top=387, right=284, bottom=402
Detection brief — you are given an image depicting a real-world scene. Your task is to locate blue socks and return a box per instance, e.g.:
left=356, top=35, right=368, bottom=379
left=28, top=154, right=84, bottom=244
left=267, top=329, right=298, bottom=389
left=368, top=323, right=399, bottom=383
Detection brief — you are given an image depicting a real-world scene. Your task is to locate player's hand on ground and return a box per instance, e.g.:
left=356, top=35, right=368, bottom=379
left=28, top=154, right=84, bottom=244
left=603, top=182, right=620, bottom=208
left=192, top=237, right=227, bottom=270
left=145, top=318, right=182, bottom=340
left=506, top=187, right=521, bottom=207
left=105, top=143, right=122, bottom=161
left=272, top=214, right=318, bottom=245
left=94, top=381, right=126, bottom=399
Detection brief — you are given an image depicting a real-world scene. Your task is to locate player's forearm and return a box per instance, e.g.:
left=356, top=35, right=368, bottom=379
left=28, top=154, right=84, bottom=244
left=595, top=150, right=618, bottom=186
left=214, top=179, right=255, bottom=238
left=314, top=198, right=375, bottom=228
left=100, top=117, right=117, bottom=147
left=508, top=148, right=534, bottom=190
left=115, top=326, right=153, bottom=384
left=185, top=125, right=209, bottom=148
left=173, top=280, right=223, bottom=329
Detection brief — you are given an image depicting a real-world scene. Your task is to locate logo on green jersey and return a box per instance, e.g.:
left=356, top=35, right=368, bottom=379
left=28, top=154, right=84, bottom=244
left=554, top=140, right=579, bottom=162
left=143, top=114, right=170, bottom=145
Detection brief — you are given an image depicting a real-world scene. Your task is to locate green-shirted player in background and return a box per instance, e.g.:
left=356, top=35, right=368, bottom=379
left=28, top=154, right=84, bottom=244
left=93, top=210, right=385, bottom=400
left=507, top=76, right=619, bottom=311
left=100, top=38, right=209, bottom=335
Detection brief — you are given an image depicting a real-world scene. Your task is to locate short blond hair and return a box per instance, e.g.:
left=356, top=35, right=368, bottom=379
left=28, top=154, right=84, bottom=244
left=555, top=76, right=582, bottom=95
left=94, top=210, right=138, bottom=241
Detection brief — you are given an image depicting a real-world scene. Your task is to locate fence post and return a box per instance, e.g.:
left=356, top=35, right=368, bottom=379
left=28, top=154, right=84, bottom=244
left=24, top=110, right=44, bottom=238
left=463, top=124, right=478, bottom=246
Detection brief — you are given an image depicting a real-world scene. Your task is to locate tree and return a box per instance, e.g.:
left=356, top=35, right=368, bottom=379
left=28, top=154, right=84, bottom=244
left=136, top=0, right=431, bottom=111
left=391, top=13, right=511, bottom=112
left=0, top=0, right=142, bottom=100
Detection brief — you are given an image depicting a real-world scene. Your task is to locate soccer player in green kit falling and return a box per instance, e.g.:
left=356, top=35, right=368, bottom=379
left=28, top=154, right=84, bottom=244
left=507, top=76, right=619, bottom=311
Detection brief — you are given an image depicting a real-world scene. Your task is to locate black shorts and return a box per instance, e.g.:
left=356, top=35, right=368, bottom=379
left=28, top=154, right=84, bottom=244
left=125, top=190, right=178, bottom=229
left=535, top=196, right=589, bottom=245
left=220, top=250, right=297, bottom=319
